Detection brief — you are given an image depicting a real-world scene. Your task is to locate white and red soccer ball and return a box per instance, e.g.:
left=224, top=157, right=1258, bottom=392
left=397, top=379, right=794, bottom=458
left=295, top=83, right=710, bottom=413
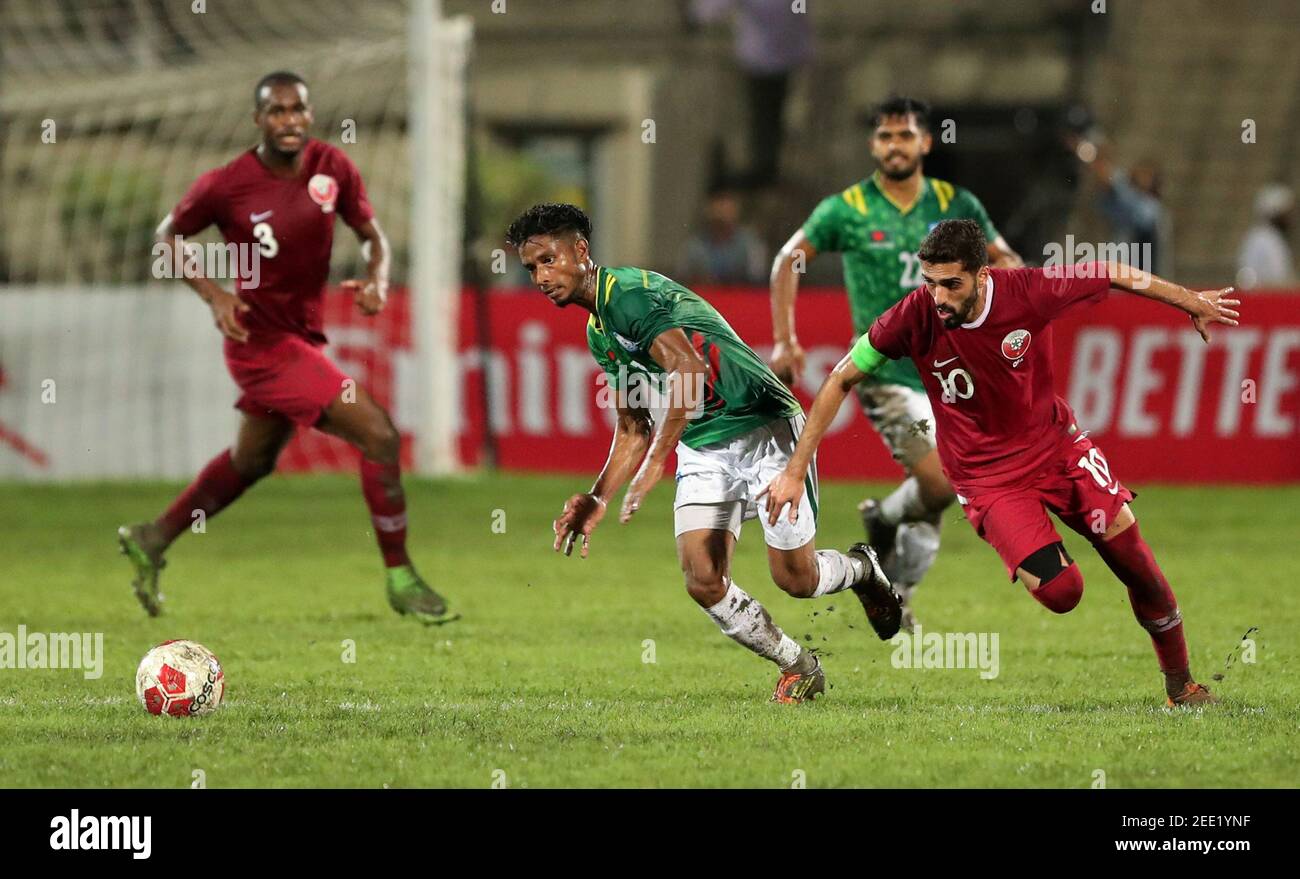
left=135, top=640, right=225, bottom=717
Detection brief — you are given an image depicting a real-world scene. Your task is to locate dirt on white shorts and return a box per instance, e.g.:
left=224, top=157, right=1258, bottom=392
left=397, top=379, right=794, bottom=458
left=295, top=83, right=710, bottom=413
left=854, top=381, right=936, bottom=470
left=673, top=414, right=818, bottom=551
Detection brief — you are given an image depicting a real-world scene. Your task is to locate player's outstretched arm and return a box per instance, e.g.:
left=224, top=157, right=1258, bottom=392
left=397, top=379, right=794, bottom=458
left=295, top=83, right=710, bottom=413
left=554, top=401, right=652, bottom=558
left=154, top=214, right=250, bottom=342
left=343, top=218, right=390, bottom=316
left=768, top=229, right=819, bottom=386
left=618, top=329, right=710, bottom=524
left=1107, top=262, right=1241, bottom=342
left=762, top=348, right=872, bottom=525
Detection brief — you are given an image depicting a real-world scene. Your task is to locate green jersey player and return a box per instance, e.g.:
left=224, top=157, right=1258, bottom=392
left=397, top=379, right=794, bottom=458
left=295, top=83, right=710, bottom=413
left=507, top=203, right=900, bottom=703
left=769, top=96, right=1022, bottom=629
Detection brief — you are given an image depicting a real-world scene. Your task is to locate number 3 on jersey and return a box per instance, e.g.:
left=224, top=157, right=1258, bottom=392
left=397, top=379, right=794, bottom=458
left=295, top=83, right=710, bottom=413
left=931, top=366, right=974, bottom=403
left=252, top=221, right=278, bottom=258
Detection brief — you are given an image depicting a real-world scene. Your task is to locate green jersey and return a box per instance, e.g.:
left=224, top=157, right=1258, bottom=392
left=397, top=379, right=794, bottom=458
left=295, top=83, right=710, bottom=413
left=802, top=171, right=1000, bottom=390
left=586, top=265, right=802, bottom=449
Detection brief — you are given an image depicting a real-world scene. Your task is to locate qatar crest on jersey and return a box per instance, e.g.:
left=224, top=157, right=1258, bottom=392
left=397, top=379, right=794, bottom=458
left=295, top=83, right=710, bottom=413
left=307, top=173, right=339, bottom=213
left=1001, top=329, right=1031, bottom=366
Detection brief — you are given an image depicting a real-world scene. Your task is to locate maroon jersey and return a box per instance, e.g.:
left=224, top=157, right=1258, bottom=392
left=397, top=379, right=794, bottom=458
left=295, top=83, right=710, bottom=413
left=169, top=139, right=373, bottom=343
left=868, top=263, right=1112, bottom=494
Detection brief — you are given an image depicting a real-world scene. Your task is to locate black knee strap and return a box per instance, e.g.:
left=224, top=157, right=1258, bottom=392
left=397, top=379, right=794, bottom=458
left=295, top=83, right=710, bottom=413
left=1020, top=542, right=1073, bottom=584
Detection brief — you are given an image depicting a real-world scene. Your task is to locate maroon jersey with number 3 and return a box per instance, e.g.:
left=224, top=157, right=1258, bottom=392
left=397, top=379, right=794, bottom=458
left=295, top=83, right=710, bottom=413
left=168, top=139, right=374, bottom=343
left=867, top=264, right=1113, bottom=495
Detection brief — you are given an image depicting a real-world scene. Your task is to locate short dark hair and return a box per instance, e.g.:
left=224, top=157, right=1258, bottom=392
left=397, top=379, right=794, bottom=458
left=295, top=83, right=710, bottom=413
left=505, top=203, right=592, bottom=248
left=869, top=95, right=931, bottom=132
left=917, top=219, right=987, bottom=273
left=254, top=71, right=308, bottom=109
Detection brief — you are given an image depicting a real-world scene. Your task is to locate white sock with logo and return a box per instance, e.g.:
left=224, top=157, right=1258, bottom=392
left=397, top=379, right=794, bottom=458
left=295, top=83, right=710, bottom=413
left=812, top=549, right=866, bottom=597
left=879, top=477, right=928, bottom=525
left=704, top=580, right=803, bottom=670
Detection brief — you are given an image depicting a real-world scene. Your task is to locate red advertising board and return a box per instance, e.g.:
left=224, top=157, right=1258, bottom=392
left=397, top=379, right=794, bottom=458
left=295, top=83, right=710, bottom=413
left=1049, top=292, right=1300, bottom=483
left=284, top=285, right=1300, bottom=483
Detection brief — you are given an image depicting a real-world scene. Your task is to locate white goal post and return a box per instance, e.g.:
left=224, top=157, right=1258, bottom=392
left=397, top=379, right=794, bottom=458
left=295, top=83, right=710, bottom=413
left=409, top=0, right=472, bottom=476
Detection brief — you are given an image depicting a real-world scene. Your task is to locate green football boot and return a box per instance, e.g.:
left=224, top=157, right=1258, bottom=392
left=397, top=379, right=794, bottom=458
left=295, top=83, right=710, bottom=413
left=117, top=523, right=166, bottom=617
left=386, top=565, right=459, bottom=625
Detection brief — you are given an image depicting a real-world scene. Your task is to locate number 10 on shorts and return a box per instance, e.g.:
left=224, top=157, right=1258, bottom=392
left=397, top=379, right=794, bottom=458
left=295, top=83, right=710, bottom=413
left=1076, top=446, right=1119, bottom=495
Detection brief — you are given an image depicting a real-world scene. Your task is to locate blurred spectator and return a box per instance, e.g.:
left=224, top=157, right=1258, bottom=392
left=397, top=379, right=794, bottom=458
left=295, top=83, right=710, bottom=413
left=680, top=187, right=768, bottom=285
left=1236, top=183, right=1296, bottom=289
left=1071, top=134, right=1172, bottom=275
left=690, top=0, right=812, bottom=187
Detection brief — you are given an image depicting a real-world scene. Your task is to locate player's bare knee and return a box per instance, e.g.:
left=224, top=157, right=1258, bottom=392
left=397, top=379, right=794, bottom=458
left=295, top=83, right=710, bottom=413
left=362, top=418, right=400, bottom=463
left=231, top=449, right=277, bottom=482
left=772, top=564, right=817, bottom=599
left=679, top=550, right=725, bottom=606
left=683, top=571, right=727, bottom=607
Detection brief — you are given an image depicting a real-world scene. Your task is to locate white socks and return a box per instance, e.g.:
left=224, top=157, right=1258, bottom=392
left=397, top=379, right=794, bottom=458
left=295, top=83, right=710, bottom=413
left=893, top=519, right=942, bottom=588
left=879, top=476, right=931, bottom=525
left=812, top=550, right=865, bottom=597
left=704, top=580, right=802, bottom=670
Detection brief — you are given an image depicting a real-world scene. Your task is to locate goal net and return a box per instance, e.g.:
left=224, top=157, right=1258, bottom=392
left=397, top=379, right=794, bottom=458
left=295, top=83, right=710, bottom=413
left=0, top=0, right=469, bottom=479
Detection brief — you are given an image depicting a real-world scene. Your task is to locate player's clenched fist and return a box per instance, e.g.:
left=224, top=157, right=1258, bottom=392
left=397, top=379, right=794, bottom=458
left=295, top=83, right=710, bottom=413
left=553, top=492, right=607, bottom=558
left=343, top=278, right=387, bottom=316
left=759, top=469, right=806, bottom=526
left=209, top=289, right=250, bottom=342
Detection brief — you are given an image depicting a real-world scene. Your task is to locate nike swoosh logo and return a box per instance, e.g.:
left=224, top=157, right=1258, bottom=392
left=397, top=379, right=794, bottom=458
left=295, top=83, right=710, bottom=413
left=250, top=210, right=273, bottom=223
left=932, top=356, right=958, bottom=367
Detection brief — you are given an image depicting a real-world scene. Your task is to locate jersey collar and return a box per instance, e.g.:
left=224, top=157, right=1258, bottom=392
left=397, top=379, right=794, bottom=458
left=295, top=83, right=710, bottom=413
left=961, top=272, right=994, bottom=329
left=250, top=139, right=314, bottom=181
left=869, top=171, right=927, bottom=215
left=589, top=265, right=609, bottom=332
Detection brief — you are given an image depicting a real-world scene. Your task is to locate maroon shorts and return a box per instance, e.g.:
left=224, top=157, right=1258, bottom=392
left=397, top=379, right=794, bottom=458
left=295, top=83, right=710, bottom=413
left=959, top=434, right=1135, bottom=581
left=223, top=334, right=351, bottom=427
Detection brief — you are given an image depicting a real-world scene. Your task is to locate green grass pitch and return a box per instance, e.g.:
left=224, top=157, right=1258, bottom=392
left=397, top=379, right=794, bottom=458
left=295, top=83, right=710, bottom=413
left=0, top=473, right=1296, bottom=788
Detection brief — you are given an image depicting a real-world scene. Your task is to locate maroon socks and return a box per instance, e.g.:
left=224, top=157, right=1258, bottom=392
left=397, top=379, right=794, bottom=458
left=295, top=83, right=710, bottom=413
left=1097, top=522, right=1190, bottom=681
left=360, top=457, right=410, bottom=568
left=157, top=449, right=252, bottom=545
left=156, top=448, right=410, bottom=571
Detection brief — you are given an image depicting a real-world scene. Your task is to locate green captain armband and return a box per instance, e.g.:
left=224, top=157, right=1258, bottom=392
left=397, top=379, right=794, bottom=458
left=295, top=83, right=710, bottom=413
left=848, top=333, right=887, bottom=375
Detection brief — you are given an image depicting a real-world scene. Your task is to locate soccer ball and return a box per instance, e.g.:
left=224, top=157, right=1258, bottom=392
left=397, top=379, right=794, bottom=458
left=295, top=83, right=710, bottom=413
left=135, top=639, right=225, bottom=717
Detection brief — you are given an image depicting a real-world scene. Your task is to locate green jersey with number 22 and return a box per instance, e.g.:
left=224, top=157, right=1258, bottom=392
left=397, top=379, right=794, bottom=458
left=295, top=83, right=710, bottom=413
left=802, top=171, right=1001, bottom=391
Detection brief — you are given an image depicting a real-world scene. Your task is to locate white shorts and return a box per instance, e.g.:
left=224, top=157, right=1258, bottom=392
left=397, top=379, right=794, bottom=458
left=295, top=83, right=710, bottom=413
left=854, top=381, right=937, bottom=469
left=673, top=414, right=818, bottom=551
